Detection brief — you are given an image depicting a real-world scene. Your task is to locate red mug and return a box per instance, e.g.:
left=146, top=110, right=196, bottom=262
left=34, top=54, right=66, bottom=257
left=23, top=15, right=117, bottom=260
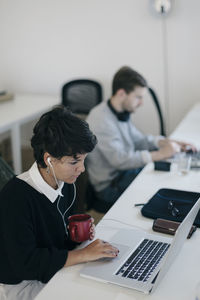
left=68, top=214, right=92, bottom=243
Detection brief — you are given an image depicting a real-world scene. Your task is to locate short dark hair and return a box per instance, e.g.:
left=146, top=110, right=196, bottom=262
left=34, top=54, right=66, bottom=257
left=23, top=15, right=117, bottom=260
left=112, top=66, right=147, bottom=96
left=31, top=106, right=97, bottom=168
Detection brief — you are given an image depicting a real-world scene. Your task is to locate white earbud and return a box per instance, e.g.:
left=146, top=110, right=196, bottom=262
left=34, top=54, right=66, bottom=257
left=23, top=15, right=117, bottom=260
left=47, top=157, right=52, bottom=166
left=47, top=156, right=59, bottom=188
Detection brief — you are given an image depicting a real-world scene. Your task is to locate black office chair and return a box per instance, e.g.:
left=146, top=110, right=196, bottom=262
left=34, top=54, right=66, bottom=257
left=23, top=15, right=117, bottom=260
left=0, top=156, right=15, bottom=191
left=61, top=79, right=102, bottom=116
left=148, top=87, right=166, bottom=136
left=61, top=79, right=103, bottom=213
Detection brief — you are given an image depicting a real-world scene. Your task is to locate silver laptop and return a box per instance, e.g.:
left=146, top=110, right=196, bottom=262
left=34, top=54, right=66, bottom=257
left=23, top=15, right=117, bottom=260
left=80, top=197, right=200, bottom=294
left=167, top=151, right=200, bottom=169
left=187, top=151, right=200, bottom=169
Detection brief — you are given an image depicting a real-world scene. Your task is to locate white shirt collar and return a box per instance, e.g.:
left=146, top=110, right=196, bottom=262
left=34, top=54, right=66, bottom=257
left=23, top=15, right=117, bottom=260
left=18, top=162, right=64, bottom=203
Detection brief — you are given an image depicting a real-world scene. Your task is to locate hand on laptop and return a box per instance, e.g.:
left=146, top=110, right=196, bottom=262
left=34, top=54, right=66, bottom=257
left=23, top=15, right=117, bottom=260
left=65, top=239, right=119, bottom=267
left=151, top=139, right=181, bottom=161
left=159, top=139, right=197, bottom=153
left=151, top=138, right=197, bottom=161
left=82, top=239, right=119, bottom=261
left=171, top=141, right=197, bottom=153
left=89, top=218, right=95, bottom=240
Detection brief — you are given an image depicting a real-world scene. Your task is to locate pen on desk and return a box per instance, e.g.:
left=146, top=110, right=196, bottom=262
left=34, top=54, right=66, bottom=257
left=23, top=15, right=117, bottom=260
left=134, top=203, right=145, bottom=207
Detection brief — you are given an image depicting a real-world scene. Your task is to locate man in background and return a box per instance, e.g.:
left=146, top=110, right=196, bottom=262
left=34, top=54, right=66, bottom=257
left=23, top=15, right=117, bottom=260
left=86, top=66, right=195, bottom=213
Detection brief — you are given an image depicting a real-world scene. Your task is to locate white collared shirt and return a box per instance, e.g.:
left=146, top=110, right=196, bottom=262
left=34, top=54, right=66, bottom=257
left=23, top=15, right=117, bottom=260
left=17, top=162, right=64, bottom=203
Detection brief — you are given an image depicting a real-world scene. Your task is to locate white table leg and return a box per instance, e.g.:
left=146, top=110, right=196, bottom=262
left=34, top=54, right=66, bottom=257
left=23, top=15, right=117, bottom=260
left=11, top=124, right=22, bottom=174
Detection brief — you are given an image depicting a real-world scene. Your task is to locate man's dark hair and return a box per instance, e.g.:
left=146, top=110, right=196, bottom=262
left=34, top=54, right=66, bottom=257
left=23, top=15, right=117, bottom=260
left=31, top=106, right=97, bottom=168
left=112, top=66, right=147, bottom=96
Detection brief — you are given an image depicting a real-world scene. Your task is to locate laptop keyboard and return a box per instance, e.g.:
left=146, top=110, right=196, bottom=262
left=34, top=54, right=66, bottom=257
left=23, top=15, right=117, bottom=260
left=115, top=239, right=170, bottom=282
left=187, top=151, right=200, bottom=160
left=187, top=151, right=200, bottom=168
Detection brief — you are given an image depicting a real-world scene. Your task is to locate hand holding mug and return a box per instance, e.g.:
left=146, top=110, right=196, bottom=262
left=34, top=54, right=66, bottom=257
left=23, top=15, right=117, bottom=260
left=89, top=219, right=95, bottom=240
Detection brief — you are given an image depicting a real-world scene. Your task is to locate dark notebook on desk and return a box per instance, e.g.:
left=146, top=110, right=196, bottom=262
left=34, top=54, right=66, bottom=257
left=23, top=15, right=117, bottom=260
left=141, top=188, right=200, bottom=227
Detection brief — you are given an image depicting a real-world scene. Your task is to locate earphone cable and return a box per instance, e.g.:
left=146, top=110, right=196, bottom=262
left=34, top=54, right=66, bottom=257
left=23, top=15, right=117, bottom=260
left=56, top=183, right=76, bottom=237
left=49, top=160, right=59, bottom=188
left=98, top=217, right=144, bottom=231
left=49, top=160, right=77, bottom=236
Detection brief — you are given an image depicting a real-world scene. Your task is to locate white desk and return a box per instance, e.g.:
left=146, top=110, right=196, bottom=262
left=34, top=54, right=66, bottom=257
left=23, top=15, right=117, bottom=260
left=0, top=94, right=59, bottom=174
left=36, top=103, right=200, bottom=300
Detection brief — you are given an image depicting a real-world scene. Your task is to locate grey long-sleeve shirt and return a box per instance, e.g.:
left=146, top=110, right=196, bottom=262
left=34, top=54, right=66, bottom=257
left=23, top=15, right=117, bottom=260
left=86, top=102, right=162, bottom=192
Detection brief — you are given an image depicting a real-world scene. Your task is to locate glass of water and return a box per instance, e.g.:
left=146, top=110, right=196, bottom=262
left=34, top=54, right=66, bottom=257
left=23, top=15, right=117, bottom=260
left=177, top=152, right=191, bottom=175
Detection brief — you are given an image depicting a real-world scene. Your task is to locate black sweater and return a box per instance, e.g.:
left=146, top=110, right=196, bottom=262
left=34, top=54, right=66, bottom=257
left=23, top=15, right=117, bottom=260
left=0, top=177, right=77, bottom=284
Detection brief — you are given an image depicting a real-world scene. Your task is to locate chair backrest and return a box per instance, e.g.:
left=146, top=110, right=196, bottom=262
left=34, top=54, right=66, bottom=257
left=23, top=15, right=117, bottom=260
left=61, top=79, right=102, bottom=115
left=148, top=87, right=166, bottom=136
left=0, top=156, right=15, bottom=191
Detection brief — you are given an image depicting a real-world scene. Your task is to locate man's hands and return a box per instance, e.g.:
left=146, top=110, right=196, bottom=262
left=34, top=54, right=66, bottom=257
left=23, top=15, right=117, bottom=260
left=170, top=140, right=197, bottom=153
left=151, top=138, right=197, bottom=162
left=151, top=139, right=181, bottom=161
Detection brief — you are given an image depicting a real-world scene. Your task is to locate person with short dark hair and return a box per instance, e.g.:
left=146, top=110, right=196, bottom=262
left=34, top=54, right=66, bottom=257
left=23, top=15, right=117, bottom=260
left=112, top=66, right=147, bottom=95
left=86, top=66, right=196, bottom=213
left=0, top=106, right=119, bottom=300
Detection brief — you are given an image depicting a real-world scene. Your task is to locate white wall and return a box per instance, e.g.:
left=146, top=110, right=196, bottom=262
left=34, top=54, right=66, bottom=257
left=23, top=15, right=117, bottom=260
left=0, top=0, right=200, bottom=137
left=167, top=1, right=200, bottom=132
